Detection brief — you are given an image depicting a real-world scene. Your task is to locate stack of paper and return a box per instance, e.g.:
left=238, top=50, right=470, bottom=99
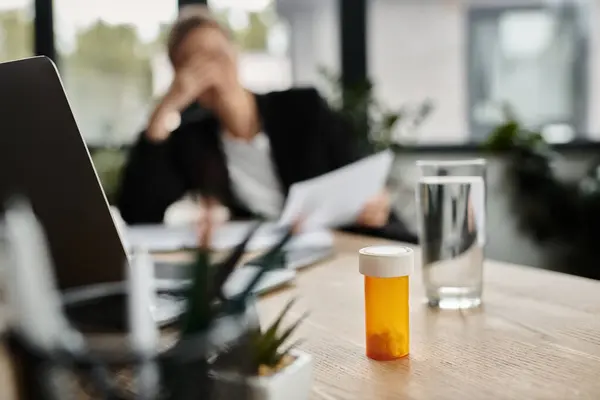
left=126, top=222, right=334, bottom=253
left=278, top=150, right=394, bottom=230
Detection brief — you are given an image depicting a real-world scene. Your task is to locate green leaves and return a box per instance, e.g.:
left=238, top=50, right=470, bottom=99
left=212, top=222, right=262, bottom=301
left=180, top=224, right=296, bottom=337
left=317, top=66, right=434, bottom=151
left=252, top=298, right=308, bottom=369
left=485, top=120, right=521, bottom=151
left=180, top=223, right=260, bottom=335
left=177, top=222, right=307, bottom=375
left=233, top=226, right=294, bottom=304
left=181, top=249, right=212, bottom=335
left=484, top=103, right=548, bottom=153
left=90, top=148, right=126, bottom=205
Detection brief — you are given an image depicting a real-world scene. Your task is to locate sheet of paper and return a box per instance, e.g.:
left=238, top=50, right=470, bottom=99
left=125, top=150, right=391, bottom=251
left=278, top=150, right=394, bottom=230
left=126, top=222, right=333, bottom=253
left=125, top=225, right=197, bottom=252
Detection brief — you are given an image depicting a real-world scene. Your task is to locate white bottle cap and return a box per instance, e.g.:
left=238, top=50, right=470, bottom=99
left=359, top=245, right=414, bottom=278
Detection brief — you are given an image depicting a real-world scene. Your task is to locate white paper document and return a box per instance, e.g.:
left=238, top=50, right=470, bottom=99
left=126, top=222, right=334, bottom=253
left=125, top=225, right=197, bottom=252
left=278, top=150, right=394, bottom=230
left=124, top=150, right=392, bottom=252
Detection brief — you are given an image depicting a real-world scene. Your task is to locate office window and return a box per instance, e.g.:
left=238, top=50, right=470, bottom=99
left=274, top=0, right=340, bottom=90
left=368, top=0, right=467, bottom=144
left=208, top=0, right=292, bottom=93
left=469, top=5, right=587, bottom=143
left=53, top=0, right=178, bottom=146
left=367, top=0, right=592, bottom=145
left=0, top=0, right=33, bottom=63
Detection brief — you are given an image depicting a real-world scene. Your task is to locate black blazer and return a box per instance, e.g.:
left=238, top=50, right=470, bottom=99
left=117, top=88, right=417, bottom=243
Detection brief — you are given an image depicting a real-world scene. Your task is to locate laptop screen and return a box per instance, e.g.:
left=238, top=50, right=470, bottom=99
left=0, top=57, right=127, bottom=289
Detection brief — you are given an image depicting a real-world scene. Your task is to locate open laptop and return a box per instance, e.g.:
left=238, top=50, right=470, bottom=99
left=0, top=57, right=138, bottom=330
left=0, top=57, right=298, bottom=331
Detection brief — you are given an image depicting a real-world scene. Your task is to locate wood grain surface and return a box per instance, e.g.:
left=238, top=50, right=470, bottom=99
left=258, top=233, right=600, bottom=400
left=2, top=232, right=600, bottom=399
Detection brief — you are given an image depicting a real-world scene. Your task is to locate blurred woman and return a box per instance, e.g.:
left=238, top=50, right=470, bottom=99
left=117, top=5, right=416, bottom=242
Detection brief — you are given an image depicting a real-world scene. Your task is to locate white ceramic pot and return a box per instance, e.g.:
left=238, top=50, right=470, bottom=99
left=247, top=349, right=313, bottom=400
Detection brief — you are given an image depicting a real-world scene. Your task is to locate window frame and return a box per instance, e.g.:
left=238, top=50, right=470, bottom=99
left=467, top=3, right=589, bottom=142
left=28, top=0, right=600, bottom=151
left=33, top=0, right=208, bottom=66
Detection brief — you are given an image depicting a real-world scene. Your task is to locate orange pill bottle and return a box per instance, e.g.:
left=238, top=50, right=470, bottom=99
left=359, top=245, right=413, bottom=361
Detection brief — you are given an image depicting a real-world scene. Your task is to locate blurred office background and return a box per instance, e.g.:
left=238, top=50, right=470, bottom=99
left=1, top=0, right=598, bottom=275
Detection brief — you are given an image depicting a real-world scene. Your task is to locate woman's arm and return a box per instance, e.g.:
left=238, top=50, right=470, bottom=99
left=310, top=90, right=417, bottom=242
left=117, top=59, right=217, bottom=224
left=116, top=132, right=187, bottom=225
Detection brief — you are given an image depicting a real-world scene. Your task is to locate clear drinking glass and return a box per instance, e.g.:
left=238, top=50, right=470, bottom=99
left=415, top=159, right=486, bottom=309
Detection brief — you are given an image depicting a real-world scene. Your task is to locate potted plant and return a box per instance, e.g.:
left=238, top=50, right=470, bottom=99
left=214, top=297, right=312, bottom=400
left=2, top=198, right=314, bottom=399
left=162, top=206, right=313, bottom=400
left=159, top=210, right=292, bottom=398
left=318, top=66, right=434, bottom=152
left=484, top=105, right=600, bottom=280
left=245, top=298, right=312, bottom=400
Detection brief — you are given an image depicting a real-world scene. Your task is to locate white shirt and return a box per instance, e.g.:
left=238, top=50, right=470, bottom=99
left=221, top=132, right=285, bottom=219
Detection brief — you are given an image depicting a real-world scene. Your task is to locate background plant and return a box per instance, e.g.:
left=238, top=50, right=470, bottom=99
left=90, top=147, right=127, bottom=205
left=485, top=104, right=600, bottom=280
left=318, top=66, right=434, bottom=152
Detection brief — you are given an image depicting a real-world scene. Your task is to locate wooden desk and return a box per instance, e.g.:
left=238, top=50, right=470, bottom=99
left=258, top=233, right=600, bottom=400
left=2, top=232, right=600, bottom=399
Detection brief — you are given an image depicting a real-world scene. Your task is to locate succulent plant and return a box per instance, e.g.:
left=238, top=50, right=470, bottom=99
left=161, top=206, right=298, bottom=399
left=252, top=298, right=308, bottom=376
left=179, top=219, right=260, bottom=336
left=179, top=214, right=294, bottom=337
left=2, top=198, right=305, bottom=400
left=175, top=205, right=308, bottom=377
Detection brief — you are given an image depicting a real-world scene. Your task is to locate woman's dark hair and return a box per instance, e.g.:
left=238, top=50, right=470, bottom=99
left=167, top=5, right=231, bottom=65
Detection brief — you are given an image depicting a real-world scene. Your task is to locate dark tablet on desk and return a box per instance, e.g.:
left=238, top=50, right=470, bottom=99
left=63, top=261, right=296, bottom=332
left=151, top=260, right=297, bottom=297
left=244, top=246, right=335, bottom=271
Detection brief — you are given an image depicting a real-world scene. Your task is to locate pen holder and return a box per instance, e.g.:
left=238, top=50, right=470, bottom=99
left=3, top=304, right=260, bottom=400
left=0, top=197, right=299, bottom=400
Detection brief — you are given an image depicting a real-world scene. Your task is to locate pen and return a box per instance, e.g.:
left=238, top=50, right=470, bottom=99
left=3, top=198, right=86, bottom=399
left=128, top=247, right=160, bottom=400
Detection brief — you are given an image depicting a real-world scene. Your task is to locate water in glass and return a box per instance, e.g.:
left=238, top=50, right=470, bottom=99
left=417, top=175, right=485, bottom=309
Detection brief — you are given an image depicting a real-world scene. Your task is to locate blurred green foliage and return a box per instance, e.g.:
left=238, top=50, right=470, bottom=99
left=0, top=9, right=32, bottom=62
left=318, top=66, right=434, bottom=152
left=252, top=298, right=307, bottom=371
left=484, top=104, right=545, bottom=153
left=90, top=148, right=127, bottom=205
